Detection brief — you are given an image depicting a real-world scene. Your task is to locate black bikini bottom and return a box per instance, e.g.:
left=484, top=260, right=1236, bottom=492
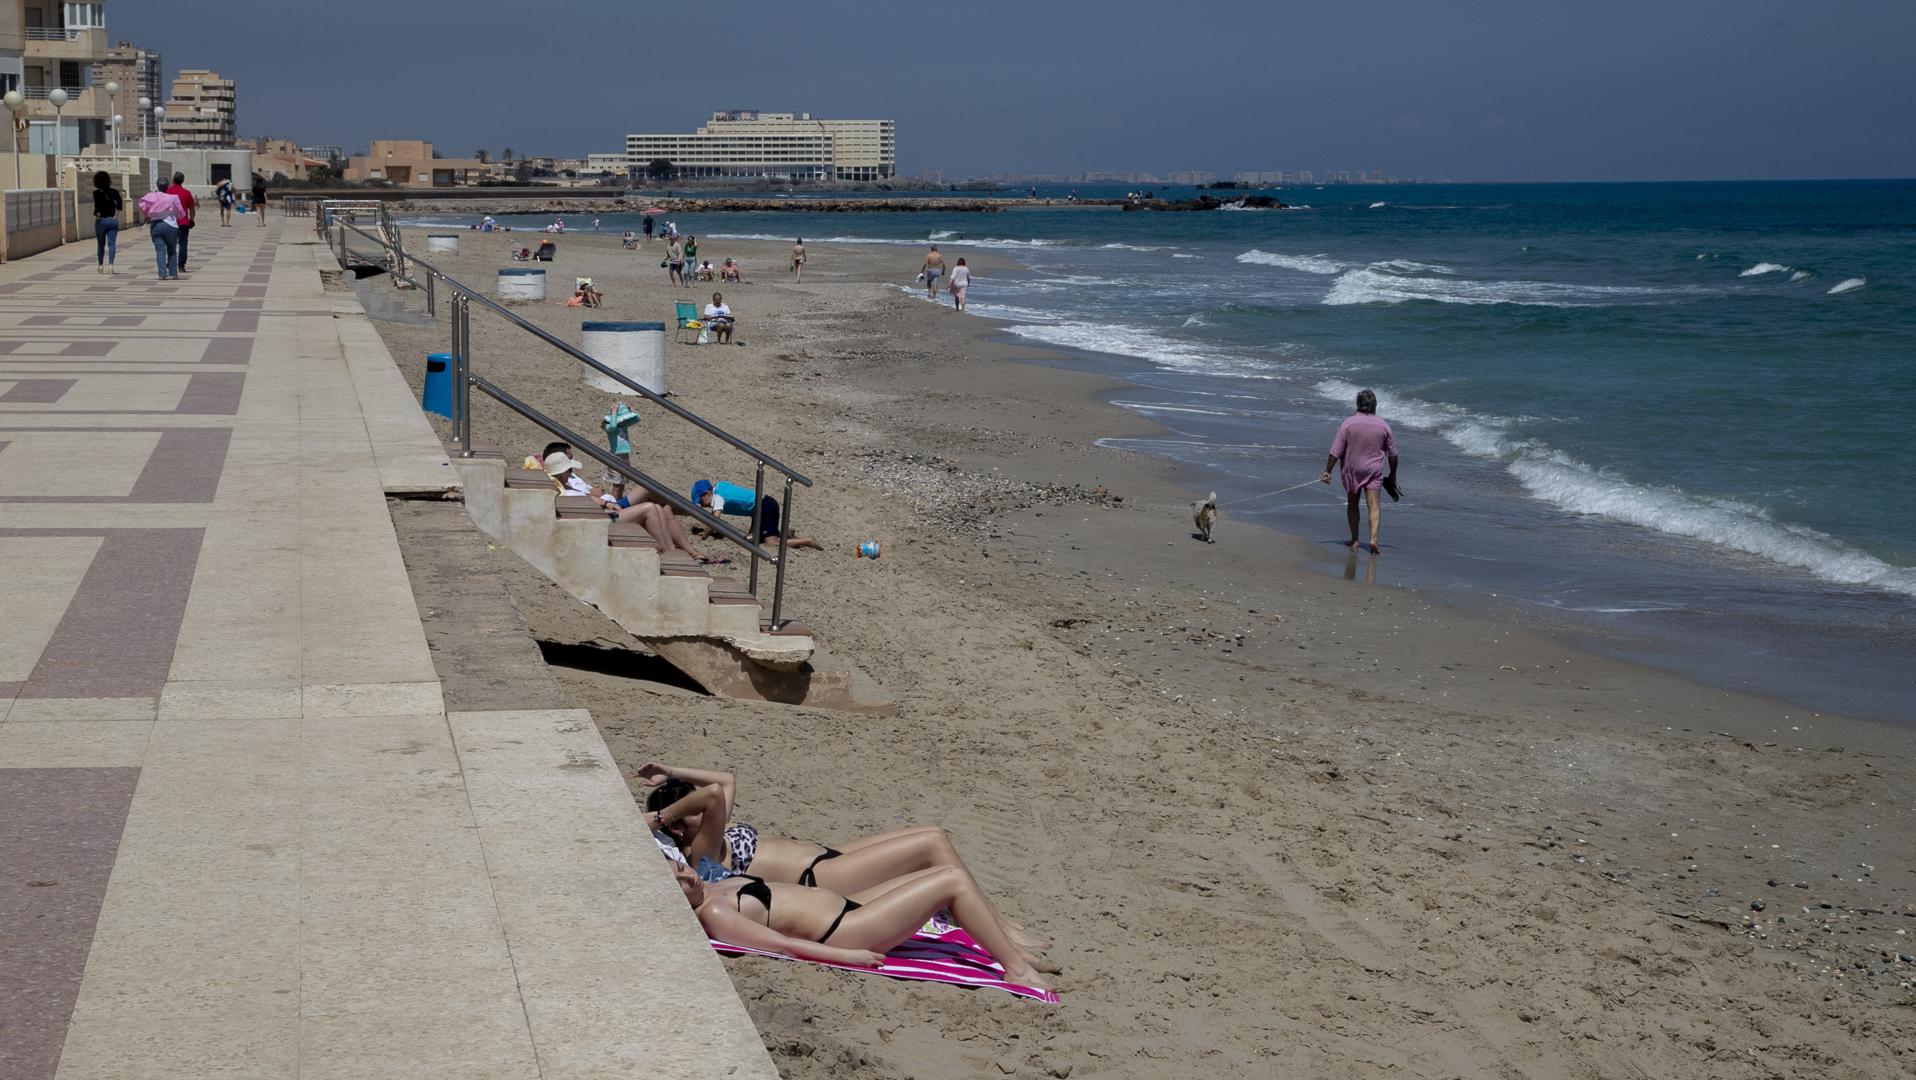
left=818, top=897, right=861, bottom=943
left=798, top=846, right=843, bottom=887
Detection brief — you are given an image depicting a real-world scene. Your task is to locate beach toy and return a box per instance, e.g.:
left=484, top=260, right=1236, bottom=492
left=856, top=540, right=881, bottom=559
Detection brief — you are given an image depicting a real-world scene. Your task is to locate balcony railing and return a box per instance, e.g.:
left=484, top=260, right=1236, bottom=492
left=24, top=85, right=89, bottom=100
left=24, top=27, right=83, bottom=42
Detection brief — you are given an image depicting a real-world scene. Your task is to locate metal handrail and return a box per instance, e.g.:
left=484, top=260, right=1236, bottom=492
left=337, top=220, right=813, bottom=487
left=469, top=373, right=778, bottom=563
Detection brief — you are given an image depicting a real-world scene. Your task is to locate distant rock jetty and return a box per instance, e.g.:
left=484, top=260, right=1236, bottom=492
left=398, top=196, right=1113, bottom=215
left=1123, top=194, right=1288, bottom=212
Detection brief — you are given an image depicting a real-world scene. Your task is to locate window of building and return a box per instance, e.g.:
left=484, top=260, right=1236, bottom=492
left=63, top=2, right=105, bottom=29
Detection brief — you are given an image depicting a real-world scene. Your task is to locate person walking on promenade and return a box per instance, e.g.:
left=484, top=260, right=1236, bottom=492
left=164, top=173, right=196, bottom=273
left=91, top=171, right=122, bottom=275
left=137, top=187, right=186, bottom=279
left=215, top=177, right=234, bottom=226
left=251, top=172, right=268, bottom=227
left=1320, top=388, right=1400, bottom=555
left=791, top=238, right=806, bottom=283
left=920, top=244, right=945, bottom=299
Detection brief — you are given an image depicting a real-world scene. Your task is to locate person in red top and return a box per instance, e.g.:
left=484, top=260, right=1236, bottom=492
left=164, top=172, right=196, bottom=273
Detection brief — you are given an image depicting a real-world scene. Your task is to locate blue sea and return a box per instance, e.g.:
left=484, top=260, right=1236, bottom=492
left=433, top=181, right=1916, bottom=721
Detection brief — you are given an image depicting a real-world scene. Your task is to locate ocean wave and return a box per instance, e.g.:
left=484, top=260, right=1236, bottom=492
left=1217, top=202, right=1275, bottom=211
left=1827, top=277, right=1866, bottom=295
left=1788, top=270, right=1813, bottom=282
left=1171, top=253, right=1201, bottom=259
left=1369, top=201, right=1387, bottom=209
left=705, top=231, right=1060, bottom=250
left=928, top=230, right=961, bottom=240
left=1236, top=249, right=1350, bottom=275
left=1003, top=321, right=1258, bottom=375
left=1368, top=258, right=1456, bottom=275
left=1099, top=242, right=1172, bottom=252
left=1312, top=379, right=1916, bottom=597
left=1739, top=262, right=1792, bottom=277
left=1322, top=267, right=1678, bottom=307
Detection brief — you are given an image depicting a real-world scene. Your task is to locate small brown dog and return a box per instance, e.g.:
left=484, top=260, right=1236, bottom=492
left=1193, top=492, right=1218, bottom=543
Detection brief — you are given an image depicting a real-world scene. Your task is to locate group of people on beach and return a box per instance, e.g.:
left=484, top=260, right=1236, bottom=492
left=917, top=244, right=971, bottom=312
left=639, top=761, right=1056, bottom=991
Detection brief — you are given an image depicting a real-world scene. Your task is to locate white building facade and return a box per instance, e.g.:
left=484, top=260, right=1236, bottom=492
left=623, top=111, right=895, bottom=181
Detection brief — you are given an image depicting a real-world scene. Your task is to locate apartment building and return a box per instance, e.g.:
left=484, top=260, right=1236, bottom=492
left=623, top=110, right=895, bottom=181
left=10, top=2, right=112, bottom=155
left=89, top=39, right=158, bottom=141
left=160, top=68, right=234, bottom=148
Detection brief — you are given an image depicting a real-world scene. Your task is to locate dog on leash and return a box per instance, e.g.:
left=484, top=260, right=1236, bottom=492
left=1193, top=492, right=1219, bottom=543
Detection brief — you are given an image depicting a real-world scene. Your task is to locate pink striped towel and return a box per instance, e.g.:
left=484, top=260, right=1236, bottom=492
left=710, top=914, right=1060, bottom=1004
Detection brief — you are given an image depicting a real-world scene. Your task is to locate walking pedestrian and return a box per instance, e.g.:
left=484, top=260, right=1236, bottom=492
left=681, top=236, right=698, bottom=287
left=919, top=244, right=945, bottom=299
left=251, top=172, right=267, bottom=227
left=91, top=171, right=122, bottom=275
left=137, top=187, right=187, bottom=279
left=215, top=177, right=234, bottom=226
left=643, top=214, right=654, bottom=242
left=1320, top=388, right=1401, bottom=555
left=791, top=238, right=805, bottom=283
left=665, top=237, right=684, bottom=286
left=164, top=172, right=196, bottom=272
left=948, top=257, right=971, bottom=312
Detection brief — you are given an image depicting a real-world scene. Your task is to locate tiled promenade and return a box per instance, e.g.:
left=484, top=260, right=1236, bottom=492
left=0, top=222, right=775, bottom=1078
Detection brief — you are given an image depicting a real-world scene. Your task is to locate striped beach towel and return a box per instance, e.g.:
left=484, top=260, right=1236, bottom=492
left=710, top=914, right=1060, bottom=1004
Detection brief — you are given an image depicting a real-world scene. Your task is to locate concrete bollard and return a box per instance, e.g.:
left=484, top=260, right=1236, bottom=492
left=426, top=233, right=460, bottom=254
left=496, top=268, right=546, bottom=301
left=581, top=321, right=668, bottom=395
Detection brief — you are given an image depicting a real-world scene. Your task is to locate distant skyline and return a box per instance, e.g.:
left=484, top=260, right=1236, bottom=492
left=118, top=0, right=1916, bottom=182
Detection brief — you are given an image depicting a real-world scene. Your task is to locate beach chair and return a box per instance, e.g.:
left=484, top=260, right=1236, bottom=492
left=675, top=301, right=703, bottom=344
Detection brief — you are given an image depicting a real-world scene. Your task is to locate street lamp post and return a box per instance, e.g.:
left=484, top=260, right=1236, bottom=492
left=48, top=88, right=67, bottom=243
left=2, top=90, right=23, bottom=188
left=105, top=80, right=119, bottom=160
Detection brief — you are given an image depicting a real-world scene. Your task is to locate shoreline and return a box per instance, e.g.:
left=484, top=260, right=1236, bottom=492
left=367, top=228, right=1915, bottom=1078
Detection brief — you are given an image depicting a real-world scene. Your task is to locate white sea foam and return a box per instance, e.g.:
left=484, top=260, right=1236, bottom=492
left=928, top=230, right=960, bottom=240
left=1827, top=277, right=1866, bottom=295
left=1217, top=202, right=1273, bottom=211
left=1369, top=258, right=1456, bottom=275
left=1172, top=253, right=1201, bottom=259
left=1788, top=270, right=1813, bottom=282
left=1236, top=249, right=1349, bottom=275
left=1369, top=201, right=1388, bottom=209
left=705, top=231, right=1060, bottom=250
left=1739, top=262, right=1792, bottom=277
left=1099, top=242, right=1171, bottom=252
left=1003, top=321, right=1254, bottom=375
left=1311, top=379, right=1916, bottom=597
left=1182, top=314, right=1209, bottom=328
left=1323, top=267, right=1674, bottom=307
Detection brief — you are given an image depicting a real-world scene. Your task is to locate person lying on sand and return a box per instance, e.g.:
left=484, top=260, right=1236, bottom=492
left=689, top=478, right=821, bottom=548
left=638, top=761, right=1048, bottom=965
left=671, top=859, right=1054, bottom=990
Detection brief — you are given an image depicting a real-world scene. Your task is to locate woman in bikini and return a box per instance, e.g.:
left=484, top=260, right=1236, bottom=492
left=672, top=857, right=1054, bottom=991
left=790, top=238, right=805, bottom=283
left=640, top=762, right=1048, bottom=956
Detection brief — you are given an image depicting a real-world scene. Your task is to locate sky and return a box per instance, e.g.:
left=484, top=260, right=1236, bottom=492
left=116, top=0, right=1916, bottom=182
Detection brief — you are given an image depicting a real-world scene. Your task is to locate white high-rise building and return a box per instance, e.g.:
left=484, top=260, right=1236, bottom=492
left=624, top=111, right=895, bottom=181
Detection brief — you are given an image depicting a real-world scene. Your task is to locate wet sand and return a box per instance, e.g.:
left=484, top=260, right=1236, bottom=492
left=370, top=227, right=1915, bottom=1079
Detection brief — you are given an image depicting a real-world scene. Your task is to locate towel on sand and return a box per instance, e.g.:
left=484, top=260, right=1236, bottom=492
left=711, top=914, right=1059, bottom=1004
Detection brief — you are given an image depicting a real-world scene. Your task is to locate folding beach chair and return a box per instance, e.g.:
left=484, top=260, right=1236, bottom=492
left=675, top=301, right=703, bottom=344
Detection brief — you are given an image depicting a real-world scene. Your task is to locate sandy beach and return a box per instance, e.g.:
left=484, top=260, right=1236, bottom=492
left=365, top=225, right=1915, bottom=1079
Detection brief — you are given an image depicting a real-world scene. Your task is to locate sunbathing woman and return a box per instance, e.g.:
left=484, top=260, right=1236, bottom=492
left=671, top=857, right=1053, bottom=991
left=640, top=761, right=1048, bottom=956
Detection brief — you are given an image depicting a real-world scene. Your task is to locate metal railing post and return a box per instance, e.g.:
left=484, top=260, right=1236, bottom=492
left=425, top=270, right=435, bottom=317
left=768, top=476, right=794, bottom=630
left=747, top=460, right=766, bottom=595
left=458, top=295, right=473, bottom=456
left=448, top=291, right=462, bottom=445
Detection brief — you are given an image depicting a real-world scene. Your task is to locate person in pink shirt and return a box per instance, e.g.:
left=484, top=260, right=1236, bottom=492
left=1320, top=388, right=1401, bottom=555
left=136, top=188, right=187, bottom=279
left=163, top=172, right=197, bottom=273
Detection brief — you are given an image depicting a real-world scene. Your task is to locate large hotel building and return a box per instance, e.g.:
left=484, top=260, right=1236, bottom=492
left=624, top=110, right=895, bottom=181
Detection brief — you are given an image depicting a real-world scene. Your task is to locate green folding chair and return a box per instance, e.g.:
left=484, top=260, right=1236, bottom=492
left=675, top=301, right=702, bottom=344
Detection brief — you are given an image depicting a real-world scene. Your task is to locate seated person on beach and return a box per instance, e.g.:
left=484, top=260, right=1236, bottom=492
left=642, top=762, right=1053, bottom=986
left=719, top=257, right=743, bottom=283
left=700, top=292, right=736, bottom=344
left=690, top=477, right=820, bottom=548
left=622, top=230, right=639, bottom=249
left=696, top=260, right=716, bottom=282
left=567, top=278, right=603, bottom=308
left=543, top=451, right=722, bottom=564
left=533, top=240, right=556, bottom=261
left=670, top=855, right=1052, bottom=990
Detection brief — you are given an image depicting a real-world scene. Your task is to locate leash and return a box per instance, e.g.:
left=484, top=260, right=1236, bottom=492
left=1218, top=479, right=1325, bottom=507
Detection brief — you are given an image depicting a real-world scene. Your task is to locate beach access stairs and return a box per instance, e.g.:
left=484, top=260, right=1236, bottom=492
left=295, top=199, right=885, bottom=709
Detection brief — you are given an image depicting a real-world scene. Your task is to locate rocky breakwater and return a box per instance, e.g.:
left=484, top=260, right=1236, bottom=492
left=1123, top=194, right=1288, bottom=212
